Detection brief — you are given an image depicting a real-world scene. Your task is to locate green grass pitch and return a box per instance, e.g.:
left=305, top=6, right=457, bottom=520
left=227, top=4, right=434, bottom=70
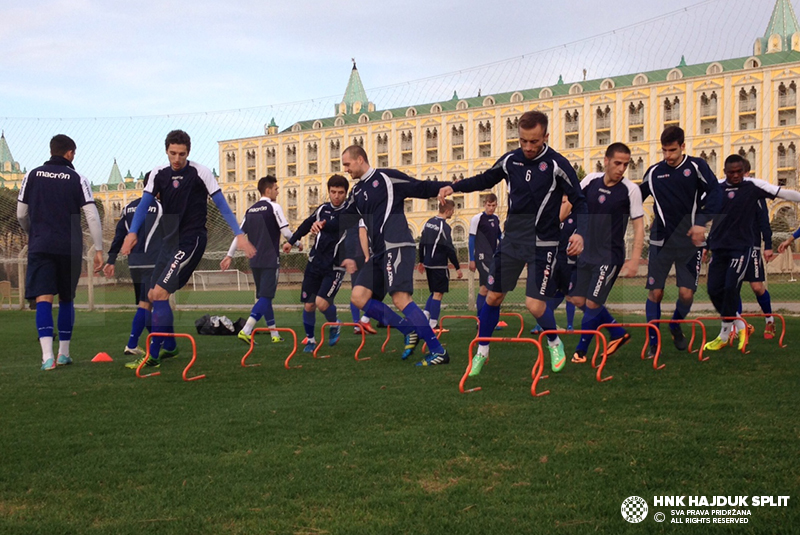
left=1, top=309, right=798, bottom=534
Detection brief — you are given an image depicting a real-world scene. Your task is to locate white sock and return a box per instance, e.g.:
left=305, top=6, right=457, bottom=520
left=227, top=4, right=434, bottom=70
left=307, top=337, right=316, bottom=344
left=733, top=315, right=746, bottom=332
left=720, top=322, right=732, bottom=342
left=429, top=319, right=438, bottom=329
left=477, top=344, right=490, bottom=357
left=58, top=340, right=70, bottom=357
left=548, top=336, right=562, bottom=348
left=765, top=316, right=775, bottom=324
left=270, top=327, right=279, bottom=337
left=360, top=315, right=369, bottom=324
left=243, top=317, right=257, bottom=335
left=40, top=337, right=54, bottom=363
left=423, top=310, right=431, bottom=320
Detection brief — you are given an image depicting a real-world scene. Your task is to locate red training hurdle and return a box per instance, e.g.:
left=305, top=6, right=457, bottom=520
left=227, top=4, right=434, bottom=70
left=139, top=332, right=205, bottom=381
left=241, top=327, right=298, bottom=368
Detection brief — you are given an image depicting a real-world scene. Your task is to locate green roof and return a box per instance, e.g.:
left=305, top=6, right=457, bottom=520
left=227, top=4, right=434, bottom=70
left=341, top=62, right=369, bottom=114
left=107, top=159, right=123, bottom=185
left=274, top=49, right=800, bottom=135
left=0, top=131, right=15, bottom=165
left=757, top=0, right=800, bottom=52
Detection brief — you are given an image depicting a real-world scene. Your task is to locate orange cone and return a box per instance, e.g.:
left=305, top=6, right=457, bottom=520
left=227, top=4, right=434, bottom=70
left=92, top=352, right=113, bottom=362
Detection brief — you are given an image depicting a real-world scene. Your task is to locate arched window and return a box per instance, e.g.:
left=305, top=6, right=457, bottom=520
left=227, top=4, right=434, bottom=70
left=539, top=87, right=553, bottom=99
left=667, top=69, right=683, bottom=81
left=312, top=120, right=323, bottom=129
left=382, top=110, right=393, bottom=120
left=600, top=79, right=615, bottom=90
left=706, top=63, right=723, bottom=75
left=334, top=117, right=345, bottom=127
left=452, top=225, right=466, bottom=243
left=406, top=107, right=417, bottom=117
left=510, top=92, right=523, bottom=103
left=291, top=123, right=302, bottom=132
left=633, top=74, right=648, bottom=86
left=664, top=97, right=680, bottom=124
left=456, top=100, right=468, bottom=110
left=358, top=114, right=369, bottom=124
left=431, top=103, right=442, bottom=114
left=482, top=96, right=496, bottom=106
left=569, top=83, right=583, bottom=95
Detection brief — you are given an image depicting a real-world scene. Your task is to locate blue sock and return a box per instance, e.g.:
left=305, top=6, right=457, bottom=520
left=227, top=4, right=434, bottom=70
left=36, top=301, right=53, bottom=339
left=57, top=301, right=74, bottom=342
left=576, top=305, right=604, bottom=352
left=252, top=297, right=273, bottom=325
left=672, top=299, right=692, bottom=323
left=149, top=300, right=172, bottom=359
left=537, top=304, right=560, bottom=342
left=402, top=302, right=444, bottom=354
left=350, top=302, right=361, bottom=323
left=162, top=323, right=177, bottom=351
left=597, top=306, right=626, bottom=340
left=757, top=290, right=772, bottom=314
left=144, top=309, right=152, bottom=333
left=425, top=294, right=433, bottom=313
left=477, top=304, right=500, bottom=346
left=128, top=307, right=148, bottom=349
left=322, top=304, right=338, bottom=323
left=302, top=310, right=315, bottom=340
left=364, top=299, right=412, bottom=335
left=476, top=293, right=486, bottom=315
left=737, top=297, right=743, bottom=315
left=429, top=298, right=441, bottom=323
left=548, top=292, right=565, bottom=311
left=645, top=299, right=661, bottom=347
left=565, top=301, right=576, bottom=328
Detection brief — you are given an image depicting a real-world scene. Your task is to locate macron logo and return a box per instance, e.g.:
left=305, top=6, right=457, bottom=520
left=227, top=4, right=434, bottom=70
left=36, top=171, right=71, bottom=180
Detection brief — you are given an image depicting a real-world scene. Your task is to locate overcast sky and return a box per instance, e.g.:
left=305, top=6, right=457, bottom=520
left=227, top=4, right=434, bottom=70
left=0, top=0, right=785, bottom=179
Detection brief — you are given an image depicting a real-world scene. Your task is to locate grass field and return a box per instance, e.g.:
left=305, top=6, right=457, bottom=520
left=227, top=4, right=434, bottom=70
left=1, top=309, right=799, bottom=534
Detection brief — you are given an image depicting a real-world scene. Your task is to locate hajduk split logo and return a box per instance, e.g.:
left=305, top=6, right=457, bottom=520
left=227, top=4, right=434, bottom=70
left=621, top=496, right=648, bottom=523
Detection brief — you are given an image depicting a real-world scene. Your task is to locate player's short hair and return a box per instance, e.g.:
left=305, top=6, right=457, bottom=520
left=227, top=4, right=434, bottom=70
left=742, top=158, right=752, bottom=174
left=143, top=171, right=151, bottom=188
left=327, top=174, right=349, bottom=193
left=605, top=142, right=631, bottom=158
left=50, top=134, right=76, bottom=156
left=439, top=199, right=455, bottom=213
left=165, top=130, right=191, bottom=152
left=483, top=193, right=497, bottom=204
left=518, top=111, right=548, bottom=133
left=343, top=145, right=369, bottom=164
left=660, top=126, right=684, bottom=146
left=724, top=154, right=746, bottom=168
left=257, top=175, right=278, bottom=195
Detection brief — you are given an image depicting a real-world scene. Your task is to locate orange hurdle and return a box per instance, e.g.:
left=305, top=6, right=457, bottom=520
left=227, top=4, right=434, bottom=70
left=537, top=329, right=611, bottom=382
left=694, top=316, right=752, bottom=354
left=646, top=319, right=706, bottom=363
left=381, top=326, right=392, bottom=353
left=241, top=327, right=298, bottom=368
left=596, top=323, right=665, bottom=372
left=460, top=337, right=547, bottom=397
left=139, top=333, right=205, bottom=381
left=739, top=313, right=788, bottom=348
left=314, top=322, right=368, bottom=361
left=499, top=312, right=525, bottom=338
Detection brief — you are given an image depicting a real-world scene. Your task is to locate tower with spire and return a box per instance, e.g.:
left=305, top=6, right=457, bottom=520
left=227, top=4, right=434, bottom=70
left=106, top=158, right=124, bottom=187
left=0, top=131, right=25, bottom=190
left=336, top=59, right=375, bottom=116
left=754, top=0, right=800, bottom=54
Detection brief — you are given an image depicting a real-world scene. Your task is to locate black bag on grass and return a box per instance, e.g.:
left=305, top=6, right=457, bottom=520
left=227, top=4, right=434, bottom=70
left=195, top=314, right=246, bottom=335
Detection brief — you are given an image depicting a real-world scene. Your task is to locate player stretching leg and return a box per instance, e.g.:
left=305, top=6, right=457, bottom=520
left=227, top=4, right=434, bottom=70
left=122, top=130, right=255, bottom=369
left=704, top=154, right=800, bottom=350
left=640, top=126, right=721, bottom=357
left=570, top=143, right=644, bottom=363
left=339, top=146, right=453, bottom=366
left=284, top=174, right=351, bottom=352
left=439, top=111, right=587, bottom=375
